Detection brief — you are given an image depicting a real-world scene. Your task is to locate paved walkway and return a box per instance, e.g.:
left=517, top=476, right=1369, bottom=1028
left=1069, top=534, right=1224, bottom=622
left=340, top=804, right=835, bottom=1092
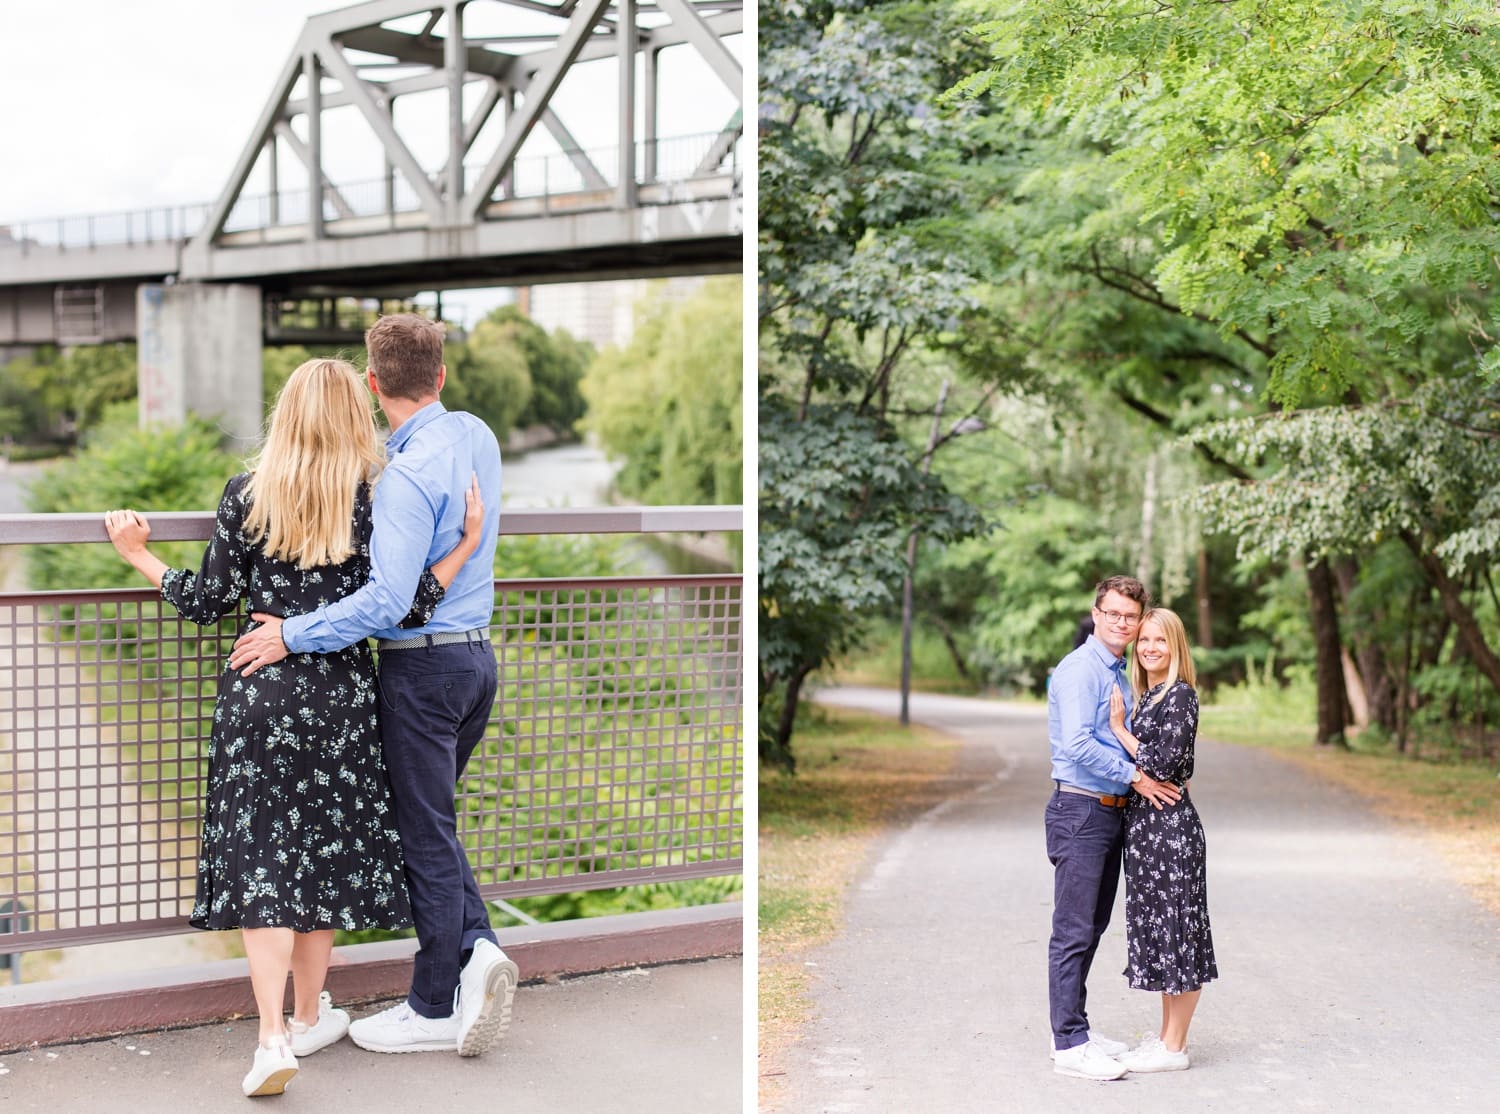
left=0, top=958, right=741, bottom=1112
left=774, top=687, right=1500, bottom=1114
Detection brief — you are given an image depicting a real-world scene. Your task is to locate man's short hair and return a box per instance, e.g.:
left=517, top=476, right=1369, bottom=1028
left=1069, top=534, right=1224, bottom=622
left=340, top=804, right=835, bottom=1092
left=365, top=313, right=445, bottom=401
left=1093, top=575, right=1150, bottom=611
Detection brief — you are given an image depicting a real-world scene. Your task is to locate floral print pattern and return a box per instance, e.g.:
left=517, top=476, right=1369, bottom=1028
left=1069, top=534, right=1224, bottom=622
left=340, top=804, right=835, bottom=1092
left=161, top=473, right=442, bottom=932
left=1123, top=679, right=1218, bottom=994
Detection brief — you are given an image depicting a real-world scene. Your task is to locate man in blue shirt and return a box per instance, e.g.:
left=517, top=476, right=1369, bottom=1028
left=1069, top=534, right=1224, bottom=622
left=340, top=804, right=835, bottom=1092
left=1046, top=575, right=1180, bottom=1081
left=229, top=314, right=516, bottom=1060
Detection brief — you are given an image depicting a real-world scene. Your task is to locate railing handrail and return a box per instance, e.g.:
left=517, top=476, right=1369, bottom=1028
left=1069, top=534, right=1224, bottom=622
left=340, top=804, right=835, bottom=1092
left=0, top=504, right=742, bottom=545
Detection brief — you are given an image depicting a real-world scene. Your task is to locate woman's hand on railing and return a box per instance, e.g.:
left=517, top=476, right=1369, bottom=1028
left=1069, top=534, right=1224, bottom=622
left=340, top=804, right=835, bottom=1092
left=104, top=509, right=168, bottom=588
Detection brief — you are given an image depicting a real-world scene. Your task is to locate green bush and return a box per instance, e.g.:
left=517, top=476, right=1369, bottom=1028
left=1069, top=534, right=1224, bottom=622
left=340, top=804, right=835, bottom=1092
left=25, top=416, right=240, bottom=593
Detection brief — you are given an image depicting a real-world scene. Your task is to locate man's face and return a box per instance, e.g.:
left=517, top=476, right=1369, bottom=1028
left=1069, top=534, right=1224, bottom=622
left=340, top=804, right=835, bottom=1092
left=1092, top=590, right=1144, bottom=657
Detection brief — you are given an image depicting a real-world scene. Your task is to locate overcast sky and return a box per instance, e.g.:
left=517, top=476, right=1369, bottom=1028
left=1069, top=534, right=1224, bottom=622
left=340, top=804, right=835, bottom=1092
left=0, top=1, right=740, bottom=321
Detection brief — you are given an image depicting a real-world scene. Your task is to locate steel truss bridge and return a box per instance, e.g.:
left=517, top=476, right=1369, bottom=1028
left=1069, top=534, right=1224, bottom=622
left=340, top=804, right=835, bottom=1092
left=0, top=0, right=743, bottom=347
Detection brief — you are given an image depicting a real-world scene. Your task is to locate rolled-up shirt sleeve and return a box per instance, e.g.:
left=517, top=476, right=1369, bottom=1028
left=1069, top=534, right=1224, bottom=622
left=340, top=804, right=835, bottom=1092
left=282, top=468, right=435, bottom=653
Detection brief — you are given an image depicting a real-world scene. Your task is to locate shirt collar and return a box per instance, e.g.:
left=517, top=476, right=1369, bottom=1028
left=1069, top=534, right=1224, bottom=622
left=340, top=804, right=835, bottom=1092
left=1084, top=633, right=1127, bottom=672
left=386, top=400, right=446, bottom=454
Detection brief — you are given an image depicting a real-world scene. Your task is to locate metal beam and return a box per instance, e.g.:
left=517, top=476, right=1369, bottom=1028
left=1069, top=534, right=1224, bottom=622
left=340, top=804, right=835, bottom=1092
left=692, top=111, right=741, bottom=176
left=307, top=50, right=326, bottom=239
left=194, top=47, right=305, bottom=246
left=653, top=0, right=740, bottom=95
left=445, top=1, right=466, bottom=222
left=539, top=108, right=609, bottom=190
left=315, top=33, right=448, bottom=224
left=617, top=0, right=637, bottom=210
left=272, top=123, right=358, bottom=219
left=461, top=0, right=613, bottom=219
left=337, top=24, right=515, bottom=80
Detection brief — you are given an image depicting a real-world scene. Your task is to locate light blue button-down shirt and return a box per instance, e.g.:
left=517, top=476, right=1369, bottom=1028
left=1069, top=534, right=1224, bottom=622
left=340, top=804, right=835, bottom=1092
left=282, top=401, right=502, bottom=653
left=1047, top=634, right=1136, bottom=795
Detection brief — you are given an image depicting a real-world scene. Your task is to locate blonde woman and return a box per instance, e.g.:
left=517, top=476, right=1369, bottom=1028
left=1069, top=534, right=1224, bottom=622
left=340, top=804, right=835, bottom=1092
left=104, top=359, right=483, bottom=1098
left=1107, top=607, right=1218, bottom=1073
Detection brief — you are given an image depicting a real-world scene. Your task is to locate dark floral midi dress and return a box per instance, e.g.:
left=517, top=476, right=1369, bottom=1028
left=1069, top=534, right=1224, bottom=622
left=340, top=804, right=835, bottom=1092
left=1123, top=679, right=1218, bottom=993
left=159, top=472, right=440, bottom=933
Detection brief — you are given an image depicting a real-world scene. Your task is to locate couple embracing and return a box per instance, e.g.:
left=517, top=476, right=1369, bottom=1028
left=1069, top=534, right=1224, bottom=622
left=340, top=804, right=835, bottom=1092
left=105, top=314, right=517, bottom=1097
left=1045, top=575, right=1218, bottom=1080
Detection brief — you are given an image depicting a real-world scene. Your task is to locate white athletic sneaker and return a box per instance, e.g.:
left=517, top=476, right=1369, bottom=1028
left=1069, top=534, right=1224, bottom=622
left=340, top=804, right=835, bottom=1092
left=289, top=991, right=351, bottom=1056
left=1118, top=1036, right=1190, bottom=1073
left=1050, top=1029, right=1129, bottom=1059
left=241, top=1038, right=298, bottom=1097
left=1052, top=1041, right=1127, bottom=1080
left=456, top=938, right=520, bottom=1057
left=348, top=1001, right=460, bottom=1054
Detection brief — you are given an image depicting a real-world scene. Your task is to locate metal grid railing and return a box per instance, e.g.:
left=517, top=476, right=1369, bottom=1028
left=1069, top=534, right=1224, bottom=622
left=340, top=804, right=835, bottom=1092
left=0, top=559, right=741, bottom=954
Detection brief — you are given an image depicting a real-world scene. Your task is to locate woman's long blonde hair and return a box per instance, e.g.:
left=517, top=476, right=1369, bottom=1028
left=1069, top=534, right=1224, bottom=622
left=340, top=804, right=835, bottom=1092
left=1129, top=607, right=1198, bottom=705
left=243, top=358, right=383, bottom=568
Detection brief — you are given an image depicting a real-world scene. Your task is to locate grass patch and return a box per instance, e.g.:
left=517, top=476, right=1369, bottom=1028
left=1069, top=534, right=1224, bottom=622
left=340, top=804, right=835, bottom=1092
left=758, top=705, right=962, bottom=1104
left=1203, top=677, right=1500, bottom=919
left=828, top=618, right=981, bottom=695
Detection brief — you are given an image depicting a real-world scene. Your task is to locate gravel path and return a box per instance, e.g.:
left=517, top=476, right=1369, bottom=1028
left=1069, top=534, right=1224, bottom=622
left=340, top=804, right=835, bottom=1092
left=773, top=686, right=1500, bottom=1114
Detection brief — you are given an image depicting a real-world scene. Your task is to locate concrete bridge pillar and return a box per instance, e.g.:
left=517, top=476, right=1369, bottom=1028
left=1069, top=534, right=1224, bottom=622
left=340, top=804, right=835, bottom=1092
left=136, top=283, right=263, bottom=455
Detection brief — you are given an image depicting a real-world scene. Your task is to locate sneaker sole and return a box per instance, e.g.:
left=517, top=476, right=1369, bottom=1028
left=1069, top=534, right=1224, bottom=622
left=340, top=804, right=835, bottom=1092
left=244, top=1065, right=298, bottom=1096
left=290, top=1026, right=350, bottom=1057
left=348, top=1033, right=458, bottom=1054
left=457, top=957, right=519, bottom=1057
left=1052, top=1063, right=1126, bottom=1081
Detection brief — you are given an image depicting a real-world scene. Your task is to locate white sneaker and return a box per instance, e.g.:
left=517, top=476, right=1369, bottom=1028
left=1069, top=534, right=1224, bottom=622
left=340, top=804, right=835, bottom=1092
left=1052, top=1041, right=1127, bottom=1080
left=1050, top=1029, right=1129, bottom=1058
left=241, top=1038, right=298, bottom=1097
left=456, top=939, right=520, bottom=1057
left=1118, top=1036, right=1190, bottom=1073
left=348, top=1001, right=460, bottom=1054
left=289, top=991, right=351, bottom=1056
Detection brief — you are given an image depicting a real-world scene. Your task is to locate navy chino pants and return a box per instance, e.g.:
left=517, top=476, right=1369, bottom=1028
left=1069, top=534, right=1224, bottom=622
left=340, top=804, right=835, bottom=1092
left=378, top=638, right=500, bottom=1019
left=1044, top=788, right=1125, bottom=1052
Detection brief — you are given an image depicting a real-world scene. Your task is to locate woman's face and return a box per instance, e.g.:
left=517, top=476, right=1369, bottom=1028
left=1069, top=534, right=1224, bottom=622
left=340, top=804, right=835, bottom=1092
left=1135, top=618, right=1172, bottom=678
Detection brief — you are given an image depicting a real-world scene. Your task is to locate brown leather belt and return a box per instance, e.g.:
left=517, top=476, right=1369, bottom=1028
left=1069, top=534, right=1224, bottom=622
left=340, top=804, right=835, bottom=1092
left=1056, top=782, right=1129, bottom=808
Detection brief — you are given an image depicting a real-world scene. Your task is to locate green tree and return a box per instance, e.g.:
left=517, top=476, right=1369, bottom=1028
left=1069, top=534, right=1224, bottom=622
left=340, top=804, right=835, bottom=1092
left=1, top=343, right=138, bottom=444
left=25, top=416, right=239, bottom=592
left=580, top=277, right=742, bottom=507
left=758, top=0, right=1012, bottom=766
left=956, top=0, right=1500, bottom=743
left=444, top=329, right=533, bottom=441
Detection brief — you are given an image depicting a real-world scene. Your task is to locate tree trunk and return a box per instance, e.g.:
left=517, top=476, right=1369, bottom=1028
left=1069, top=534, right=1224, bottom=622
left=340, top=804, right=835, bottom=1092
left=1195, top=547, right=1214, bottom=649
left=1307, top=556, right=1348, bottom=747
left=763, top=662, right=815, bottom=772
left=1404, top=533, right=1500, bottom=694
left=1332, top=557, right=1398, bottom=733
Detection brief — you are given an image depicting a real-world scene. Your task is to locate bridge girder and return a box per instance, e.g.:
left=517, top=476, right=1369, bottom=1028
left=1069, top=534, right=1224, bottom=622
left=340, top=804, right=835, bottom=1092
left=193, top=0, right=743, bottom=251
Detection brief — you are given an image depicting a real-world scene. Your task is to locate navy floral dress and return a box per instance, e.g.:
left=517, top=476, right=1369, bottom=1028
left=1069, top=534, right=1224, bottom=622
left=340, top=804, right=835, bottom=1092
left=160, top=472, right=440, bottom=932
left=1123, top=679, right=1218, bottom=994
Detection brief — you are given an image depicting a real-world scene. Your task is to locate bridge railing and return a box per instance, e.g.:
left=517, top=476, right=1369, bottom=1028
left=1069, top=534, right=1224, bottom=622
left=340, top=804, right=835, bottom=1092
left=0, top=507, right=742, bottom=959
left=0, top=130, right=742, bottom=254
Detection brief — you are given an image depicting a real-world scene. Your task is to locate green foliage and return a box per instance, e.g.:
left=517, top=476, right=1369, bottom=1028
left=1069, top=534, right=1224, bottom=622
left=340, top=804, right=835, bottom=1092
left=24, top=416, right=239, bottom=592
left=758, top=2, right=1008, bottom=766
left=1186, top=381, right=1500, bottom=571
left=961, top=0, right=1500, bottom=406
left=444, top=305, right=592, bottom=441
left=0, top=343, right=138, bottom=445
left=262, top=344, right=349, bottom=410
left=759, top=396, right=984, bottom=766
left=580, top=277, right=742, bottom=507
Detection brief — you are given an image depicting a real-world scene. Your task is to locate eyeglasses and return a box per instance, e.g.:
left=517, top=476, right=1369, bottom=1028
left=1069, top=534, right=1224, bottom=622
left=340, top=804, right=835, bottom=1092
left=1095, top=608, right=1142, bottom=627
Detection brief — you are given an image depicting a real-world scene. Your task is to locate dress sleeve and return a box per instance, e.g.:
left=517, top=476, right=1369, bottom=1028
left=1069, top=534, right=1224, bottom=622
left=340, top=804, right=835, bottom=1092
left=397, top=570, right=447, bottom=629
left=1138, top=683, right=1200, bottom=784
left=159, top=475, right=253, bottom=626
